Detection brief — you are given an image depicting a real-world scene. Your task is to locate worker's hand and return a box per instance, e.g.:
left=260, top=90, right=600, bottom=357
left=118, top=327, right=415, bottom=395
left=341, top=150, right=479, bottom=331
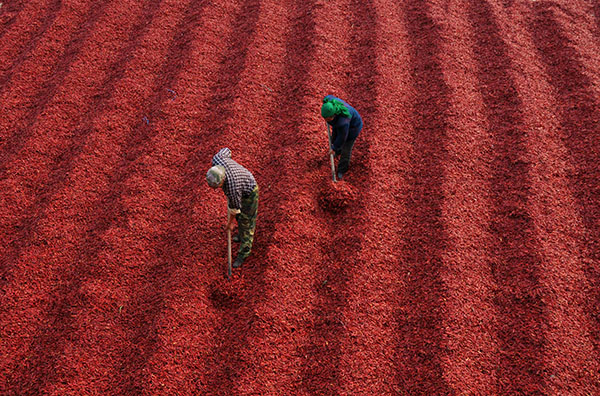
left=329, top=149, right=336, bottom=157
left=225, top=218, right=236, bottom=232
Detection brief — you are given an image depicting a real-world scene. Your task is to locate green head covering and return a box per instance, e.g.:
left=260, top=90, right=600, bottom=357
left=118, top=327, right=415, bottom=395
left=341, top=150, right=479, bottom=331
left=321, top=97, right=351, bottom=119
left=206, top=165, right=225, bottom=188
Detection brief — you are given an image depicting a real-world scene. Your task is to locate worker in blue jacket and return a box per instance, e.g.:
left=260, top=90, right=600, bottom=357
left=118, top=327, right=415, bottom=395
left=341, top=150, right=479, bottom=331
left=320, top=95, right=363, bottom=180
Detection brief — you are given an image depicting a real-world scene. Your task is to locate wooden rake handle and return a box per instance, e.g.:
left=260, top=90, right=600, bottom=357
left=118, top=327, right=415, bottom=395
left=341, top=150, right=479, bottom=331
left=227, top=213, right=232, bottom=279
left=327, top=123, right=337, bottom=183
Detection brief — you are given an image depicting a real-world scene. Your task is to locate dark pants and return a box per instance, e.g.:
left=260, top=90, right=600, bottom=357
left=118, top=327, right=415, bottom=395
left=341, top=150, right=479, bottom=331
left=337, top=138, right=356, bottom=175
left=236, top=185, right=259, bottom=260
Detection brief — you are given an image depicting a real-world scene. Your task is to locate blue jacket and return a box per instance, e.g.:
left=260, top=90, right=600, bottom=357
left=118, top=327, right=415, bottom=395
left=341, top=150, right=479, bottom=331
left=324, top=95, right=363, bottom=152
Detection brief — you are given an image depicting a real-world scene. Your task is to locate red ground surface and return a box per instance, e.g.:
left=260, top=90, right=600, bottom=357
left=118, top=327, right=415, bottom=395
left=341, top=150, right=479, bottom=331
left=1, top=0, right=600, bottom=394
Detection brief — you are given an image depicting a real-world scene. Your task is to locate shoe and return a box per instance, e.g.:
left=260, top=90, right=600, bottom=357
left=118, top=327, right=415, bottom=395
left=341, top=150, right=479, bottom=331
left=232, top=234, right=240, bottom=243
left=232, top=257, right=244, bottom=268
left=336, top=172, right=343, bottom=180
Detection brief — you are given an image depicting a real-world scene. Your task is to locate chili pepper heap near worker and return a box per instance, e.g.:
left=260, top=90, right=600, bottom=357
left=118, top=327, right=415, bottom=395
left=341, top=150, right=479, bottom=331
left=206, top=148, right=259, bottom=269
left=320, top=94, right=363, bottom=180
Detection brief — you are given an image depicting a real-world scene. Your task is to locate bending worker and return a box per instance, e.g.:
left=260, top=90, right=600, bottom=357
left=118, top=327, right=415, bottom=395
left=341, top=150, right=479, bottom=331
left=320, top=94, right=363, bottom=180
left=206, top=148, right=259, bottom=269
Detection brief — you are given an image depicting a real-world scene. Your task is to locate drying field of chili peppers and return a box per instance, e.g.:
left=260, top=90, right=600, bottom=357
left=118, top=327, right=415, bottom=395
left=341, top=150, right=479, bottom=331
left=1, top=0, right=600, bottom=394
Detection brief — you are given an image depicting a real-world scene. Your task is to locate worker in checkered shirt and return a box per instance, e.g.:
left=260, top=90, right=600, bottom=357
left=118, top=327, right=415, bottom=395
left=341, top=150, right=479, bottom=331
left=206, top=148, right=259, bottom=269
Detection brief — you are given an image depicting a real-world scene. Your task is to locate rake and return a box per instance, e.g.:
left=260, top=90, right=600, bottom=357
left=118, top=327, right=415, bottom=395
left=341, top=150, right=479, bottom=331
left=226, top=212, right=232, bottom=279
left=327, top=123, right=337, bottom=183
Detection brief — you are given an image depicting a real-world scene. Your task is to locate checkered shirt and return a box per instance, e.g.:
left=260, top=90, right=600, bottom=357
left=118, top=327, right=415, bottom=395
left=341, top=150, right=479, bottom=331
left=212, top=148, right=257, bottom=210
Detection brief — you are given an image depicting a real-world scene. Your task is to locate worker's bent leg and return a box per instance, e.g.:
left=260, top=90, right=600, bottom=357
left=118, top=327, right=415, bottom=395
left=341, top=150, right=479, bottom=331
left=237, top=186, right=259, bottom=259
left=337, top=138, right=356, bottom=175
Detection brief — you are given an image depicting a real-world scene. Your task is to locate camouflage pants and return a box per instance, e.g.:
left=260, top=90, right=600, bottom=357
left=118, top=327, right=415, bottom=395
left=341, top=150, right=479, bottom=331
left=236, top=185, right=259, bottom=259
